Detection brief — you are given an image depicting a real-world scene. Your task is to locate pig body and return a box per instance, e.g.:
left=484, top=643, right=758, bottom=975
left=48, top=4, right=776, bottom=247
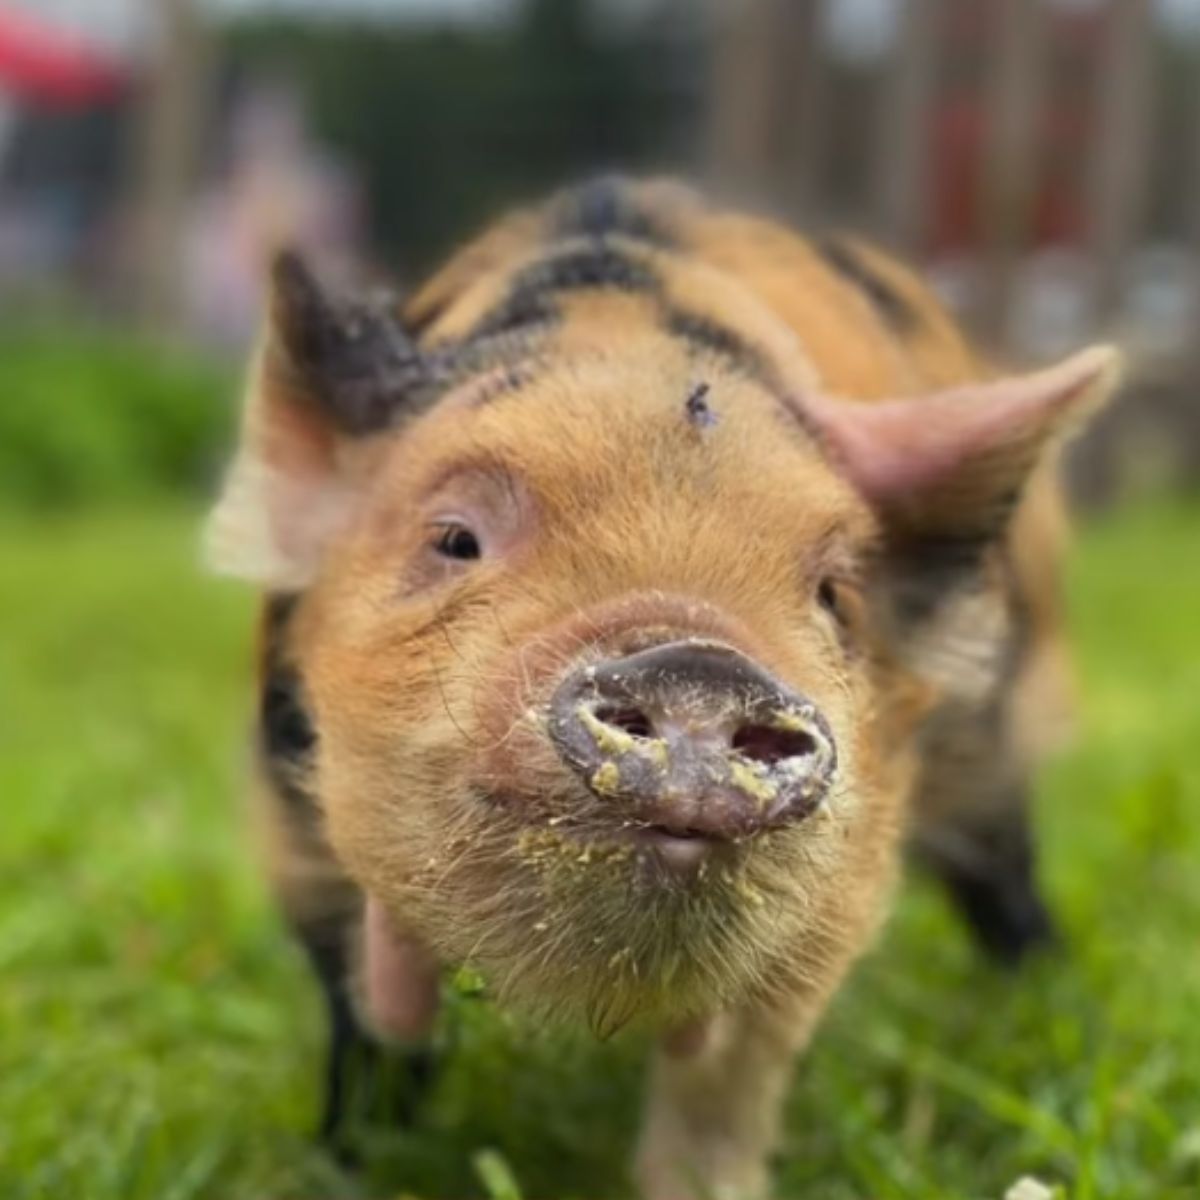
left=210, top=177, right=1116, bottom=1197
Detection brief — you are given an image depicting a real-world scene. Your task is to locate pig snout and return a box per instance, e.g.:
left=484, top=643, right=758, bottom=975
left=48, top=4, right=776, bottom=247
left=547, top=639, right=837, bottom=858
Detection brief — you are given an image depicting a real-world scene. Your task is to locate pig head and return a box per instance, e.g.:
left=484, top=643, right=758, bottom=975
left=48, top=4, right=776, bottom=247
left=208, top=218, right=1118, bottom=1046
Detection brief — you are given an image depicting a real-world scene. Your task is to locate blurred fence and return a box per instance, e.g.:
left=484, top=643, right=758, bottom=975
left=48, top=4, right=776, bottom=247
left=0, top=0, right=1197, bottom=506
left=706, top=0, right=1200, bottom=501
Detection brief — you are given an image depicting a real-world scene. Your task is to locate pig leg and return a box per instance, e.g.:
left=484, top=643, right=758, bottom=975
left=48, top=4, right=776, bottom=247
left=262, top=779, right=438, bottom=1156
left=634, top=999, right=821, bottom=1200
left=921, top=467, right=1068, bottom=965
left=256, top=596, right=439, bottom=1156
left=292, top=909, right=437, bottom=1162
left=911, top=680, right=1059, bottom=966
left=919, top=782, right=1057, bottom=965
left=294, top=913, right=380, bottom=1151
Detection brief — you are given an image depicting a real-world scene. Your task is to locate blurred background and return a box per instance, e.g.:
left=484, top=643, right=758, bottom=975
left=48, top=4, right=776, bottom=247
left=2, top=3, right=1199, bottom=1198
left=0, top=0, right=1197, bottom=507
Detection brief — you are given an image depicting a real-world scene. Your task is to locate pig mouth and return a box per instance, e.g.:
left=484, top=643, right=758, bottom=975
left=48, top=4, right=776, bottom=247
left=519, top=811, right=738, bottom=882
left=489, top=763, right=827, bottom=888
left=629, top=823, right=727, bottom=874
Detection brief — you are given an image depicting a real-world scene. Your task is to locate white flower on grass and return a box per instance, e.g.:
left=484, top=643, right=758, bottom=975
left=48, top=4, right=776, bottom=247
left=1005, top=1179, right=1056, bottom=1200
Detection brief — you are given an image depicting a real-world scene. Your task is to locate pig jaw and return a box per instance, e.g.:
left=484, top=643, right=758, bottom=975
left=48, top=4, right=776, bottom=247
left=384, top=801, right=879, bottom=1035
left=345, top=741, right=900, bottom=1036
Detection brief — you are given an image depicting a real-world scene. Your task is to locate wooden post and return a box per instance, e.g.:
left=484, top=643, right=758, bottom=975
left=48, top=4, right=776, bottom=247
left=772, top=0, right=827, bottom=220
left=706, top=0, right=778, bottom=196
left=977, top=0, right=1047, bottom=347
left=873, top=0, right=941, bottom=254
left=1087, top=0, right=1153, bottom=326
left=706, top=0, right=826, bottom=217
left=129, top=0, right=212, bottom=336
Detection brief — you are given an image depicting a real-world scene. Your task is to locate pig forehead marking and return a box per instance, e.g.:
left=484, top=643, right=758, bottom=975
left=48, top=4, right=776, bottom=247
left=466, top=240, right=663, bottom=342
left=662, top=307, right=780, bottom=393
left=813, top=235, right=922, bottom=336
left=457, top=251, right=784, bottom=408
left=402, top=177, right=953, bottom=450
left=449, top=182, right=776, bottom=389
left=411, top=181, right=823, bottom=442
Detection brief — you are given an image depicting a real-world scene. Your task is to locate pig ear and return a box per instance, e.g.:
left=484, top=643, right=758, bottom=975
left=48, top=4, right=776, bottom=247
left=205, top=252, right=432, bottom=588
left=804, top=345, right=1122, bottom=544
left=265, top=251, right=434, bottom=435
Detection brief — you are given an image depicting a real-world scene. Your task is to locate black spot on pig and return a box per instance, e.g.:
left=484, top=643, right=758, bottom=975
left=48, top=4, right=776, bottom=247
left=468, top=243, right=660, bottom=344
left=664, top=308, right=777, bottom=391
left=554, top=175, right=677, bottom=248
left=816, top=235, right=921, bottom=336
left=260, top=594, right=319, bottom=822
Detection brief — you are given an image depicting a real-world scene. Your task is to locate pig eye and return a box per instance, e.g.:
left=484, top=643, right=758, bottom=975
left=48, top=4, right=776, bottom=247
left=817, top=577, right=846, bottom=623
left=433, top=523, right=482, bottom=561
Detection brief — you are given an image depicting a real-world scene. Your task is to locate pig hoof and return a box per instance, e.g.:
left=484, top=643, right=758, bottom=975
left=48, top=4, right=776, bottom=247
left=318, top=1038, right=437, bottom=1168
left=942, top=867, right=1060, bottom=966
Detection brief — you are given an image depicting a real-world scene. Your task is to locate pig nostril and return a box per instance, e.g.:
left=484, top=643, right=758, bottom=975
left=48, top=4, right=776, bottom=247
left=594, top=705, right=655, bottom=740
left=731, top=724, right=817, bottom=766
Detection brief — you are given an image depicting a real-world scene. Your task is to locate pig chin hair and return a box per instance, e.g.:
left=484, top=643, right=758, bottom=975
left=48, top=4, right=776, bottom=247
left=398, top=804, right=858, bottom=1034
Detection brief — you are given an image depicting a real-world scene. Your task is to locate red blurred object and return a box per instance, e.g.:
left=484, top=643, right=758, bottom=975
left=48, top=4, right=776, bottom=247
left=0, top=6, right=129, bottom=107
left=926, top=0, right=1099, bottom=256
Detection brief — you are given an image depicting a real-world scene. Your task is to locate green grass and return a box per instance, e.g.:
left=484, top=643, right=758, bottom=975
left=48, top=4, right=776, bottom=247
left=0, top=320, right=231, bottom=509
left=1, top=498, right=1198, bottom=1199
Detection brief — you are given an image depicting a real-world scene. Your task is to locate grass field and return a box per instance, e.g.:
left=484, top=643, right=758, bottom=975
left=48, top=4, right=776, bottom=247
left=1, top=498, right=1198, bottom=1200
